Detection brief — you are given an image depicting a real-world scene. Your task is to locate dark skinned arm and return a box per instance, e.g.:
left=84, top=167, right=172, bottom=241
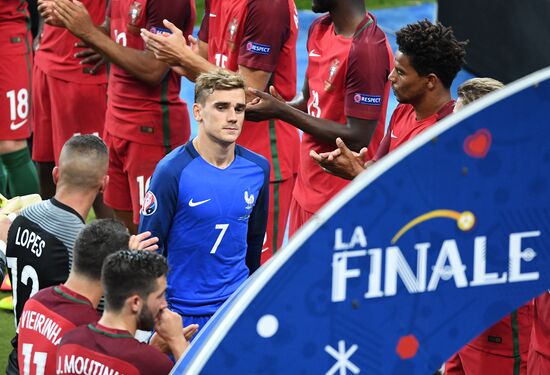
left=53, top=0, right=169, bottom=86
left=246, top=85, right=378, bottom=152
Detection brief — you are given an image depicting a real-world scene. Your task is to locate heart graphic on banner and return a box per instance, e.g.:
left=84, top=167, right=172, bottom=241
left=464, top=129, right=492, bottom=158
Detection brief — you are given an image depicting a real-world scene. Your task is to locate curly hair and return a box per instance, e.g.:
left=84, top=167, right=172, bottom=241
left=396, top=19, right=467, bottom=88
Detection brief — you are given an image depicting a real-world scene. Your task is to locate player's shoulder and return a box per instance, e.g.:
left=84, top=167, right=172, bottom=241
left=309, top=13, right=332, bottom=33
left=353, top=13, right=388, bottom=45
left=27, top=285, right=55, bottom=304
left=60, top=323, right=91, bottom=345
left=235, top=145, right=270, bottom=176
left=155, top=142, right=197, bottom=176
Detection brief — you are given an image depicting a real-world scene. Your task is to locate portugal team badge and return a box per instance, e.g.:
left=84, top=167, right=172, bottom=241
left=324, top=58, right=340, bottom=92
left=127, top=1, right=143, bottom=34
left=141, top=191, right=158, bottom=216
left=226, top=18, right=239, bottom=51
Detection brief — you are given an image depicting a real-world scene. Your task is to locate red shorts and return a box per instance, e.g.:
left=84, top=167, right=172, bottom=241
left=446, top=345, right=527, bottom=375
left=289, top=197, right=315, bottom=239
left=103, top=132, right=170, bottom=224
left=31, top=65, right=107, bottom=163
left=261, top=175, right=295, bottom=264
left=0, top=52, right=32, bottom=140
left=528, top=350, right=550, bottom=375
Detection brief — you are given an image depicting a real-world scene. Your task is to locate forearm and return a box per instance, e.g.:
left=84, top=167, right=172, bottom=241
left=167, top=336, right=189, bottom=361
left=286, top=92, right=308, bottom=112
left=276, top=107, right=368, bottom=151
left=83, top=27, right=168, bottom=86
left=177, top=50, right=218, bottom=82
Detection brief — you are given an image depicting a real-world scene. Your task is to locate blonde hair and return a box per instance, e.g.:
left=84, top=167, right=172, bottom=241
left=194, top=69, right=245, bottom=105
left=457, top=77, right=504, bottom=105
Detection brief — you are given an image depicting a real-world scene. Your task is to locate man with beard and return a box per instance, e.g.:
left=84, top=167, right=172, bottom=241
left=244, top=0, right=392, bottom=235
left=310, top=20, right=467, bottom=181
left=56, top=250, right=194, bottom=374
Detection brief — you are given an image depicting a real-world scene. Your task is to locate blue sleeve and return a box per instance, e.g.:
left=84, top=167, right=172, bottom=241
left=138, top=159, right=180, bottom=256
left=245, top=162, right=270, bottom=274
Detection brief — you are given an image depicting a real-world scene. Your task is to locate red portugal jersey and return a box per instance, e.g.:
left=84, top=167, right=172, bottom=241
left=0, top=0, right=31, bottom=55
left=17, top=285, right=99, bottom=375
left=371, top=101, right=455, bottom=161
left=531, top=291, right=550, bottom=358
left=56, top=323, right=173, bottom=375
left=466, top=304, right=532, bottom=356
left=34, top=0, right=107, bottom=84
left=198, top=0, right=299, bottom=181
left=292, top=14, right=392, bottom=213
left=106, top=0, right=195, bottom=147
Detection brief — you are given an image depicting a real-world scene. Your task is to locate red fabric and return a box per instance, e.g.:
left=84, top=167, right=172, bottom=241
left=288, top=197, right=314, bottom=238
left=293, top=13, right=391, bottom=214
left=530, top=292, right=550, bottom=361
left=446, top=345, right=527, bottom=375
left=34, top=0, right=107, bottom=84
left=0, top=50, right=32, bottom=140
left=105, top=0, right=193, bottom=146
left=528, top=348, right=550, bottom=375
left=31, top=65, right=107, bottom=163
left=0, top=0, right=29, bottom=39
left=261, top=175, right=295, bottom=264
left=201, top=0, right=300, bottom=182
left=18, top=285, right=99, bottom=375
left=57, top=323, right=173, bottom=375
left=103, top=132, right=170, bottom=224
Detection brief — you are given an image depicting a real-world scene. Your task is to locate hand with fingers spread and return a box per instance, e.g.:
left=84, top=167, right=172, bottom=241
left=74, top=40, right=107, bottom=74
left=310, top=137, right=369, bottom=180
left=140, top=19, right=191, bottom=67
left=245, top=86, right=285, bottom=122
left=128, top=231, right=159, bottom=252
left=38, top=0, right=63, bottom=27
left=52, top=0, right=96, bottom=40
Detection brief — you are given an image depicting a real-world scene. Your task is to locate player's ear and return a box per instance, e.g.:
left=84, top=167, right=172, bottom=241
left=426, top=73, right=438, bottom=90
left=100, top=175, right=109, bottom=193
left=52, top=166, right=60, bottom=186
left=129, top=295, right=141, bottom=314
left=193, top=103, right=203, bottom=122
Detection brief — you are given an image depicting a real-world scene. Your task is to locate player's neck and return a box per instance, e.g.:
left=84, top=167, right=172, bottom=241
left=64, top=275, right=102, bottom=308
left=193, top=136, right=235, bottom=169
left=330, top=3, right=367, bottom=37
left=413, top=90, right=452, bottom=121
left=98, top=311, right=137, bottom=336
left=54, top=187, right=96, bottom=221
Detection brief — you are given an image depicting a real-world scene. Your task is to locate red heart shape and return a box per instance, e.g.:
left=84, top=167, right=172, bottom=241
left=464, top=129, right=492, bottom=158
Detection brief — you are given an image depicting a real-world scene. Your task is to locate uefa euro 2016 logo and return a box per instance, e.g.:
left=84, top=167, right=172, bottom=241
left=141, top=191, right=158, bottom=216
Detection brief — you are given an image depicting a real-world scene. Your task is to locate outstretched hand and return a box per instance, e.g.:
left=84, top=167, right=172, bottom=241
left=310, top=137, right=368, bottom=180
left=128, top=231, right=159, bottom=252
left=245, top=86, right=285, bottom=122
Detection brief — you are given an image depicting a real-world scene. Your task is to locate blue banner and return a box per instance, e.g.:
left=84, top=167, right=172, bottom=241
left=174, top=68, right=550, bottom=374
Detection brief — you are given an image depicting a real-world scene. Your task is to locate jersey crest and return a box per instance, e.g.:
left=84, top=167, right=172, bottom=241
left=226, top=18, right=239, bottom=51
left=244, top=191, right=255, bottom=210
left=324, top=58, right=340, bottom=92
left=141, top=191, right=158, bottom=216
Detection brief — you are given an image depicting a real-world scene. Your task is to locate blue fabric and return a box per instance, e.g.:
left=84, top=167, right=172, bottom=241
left=139, top=141, right=270, bottom=316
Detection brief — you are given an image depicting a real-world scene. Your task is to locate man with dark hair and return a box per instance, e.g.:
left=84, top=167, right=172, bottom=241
left=141, top=0, right=299, bottom=262
left=56, top=250, right=193, bottom=374
left=139, top=70, right=269, bottom=330
left=3, top=134, right=108, bottom=374
left=243, top=0, right=392, bottom=235
left=311, top=19, right=466, bottom=180
left=17, top=219, right=128, bottom=375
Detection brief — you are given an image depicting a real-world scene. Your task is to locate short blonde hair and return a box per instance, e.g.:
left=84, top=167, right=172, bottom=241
left=457, top=77, right=504, bottom=105
left=194, top=69, right=245, bottom=105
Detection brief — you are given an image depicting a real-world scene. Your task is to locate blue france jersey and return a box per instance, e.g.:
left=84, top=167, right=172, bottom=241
left=139, top=141, right=270, bottom=316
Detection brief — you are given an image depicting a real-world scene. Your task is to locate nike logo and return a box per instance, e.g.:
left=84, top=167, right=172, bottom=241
left=390, top=130, right=398, bottom=139
left=262, top=247, right=269, bottom=253
left=188, top=198, right=211, bottom=207
left=10, top=119, right=27, bottom=131
left=309, top=50, right=320, bottom=57
left=209, top=13, right=216, bottom=17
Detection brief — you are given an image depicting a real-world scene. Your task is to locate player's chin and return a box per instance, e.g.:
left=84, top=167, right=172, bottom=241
left=221, top=128, right=241, bottom=140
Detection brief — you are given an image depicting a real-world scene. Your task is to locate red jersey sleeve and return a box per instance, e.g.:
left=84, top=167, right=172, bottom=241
left=344, top=20, right=391, bottom=120
left=237, top=0, right=290, bottom=72
left=146, top=0, right=195, bottom=38
left=198, top=0, right=210, bottom=42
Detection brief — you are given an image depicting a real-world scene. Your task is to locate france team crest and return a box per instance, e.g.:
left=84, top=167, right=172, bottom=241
left=141, top=191, right=158, bottom=216
left=174, top=69, right=550, bottom=374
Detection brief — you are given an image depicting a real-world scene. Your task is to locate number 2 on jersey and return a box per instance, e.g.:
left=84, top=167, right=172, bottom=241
left=210, top=224, right=229, bottom=254
left=6, top=257, right=39, bottom=317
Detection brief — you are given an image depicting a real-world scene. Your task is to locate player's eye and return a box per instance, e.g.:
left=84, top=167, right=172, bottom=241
left=235, top=106, right=245, bottom=113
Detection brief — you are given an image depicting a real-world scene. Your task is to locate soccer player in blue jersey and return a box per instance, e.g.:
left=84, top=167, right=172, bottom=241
left=138, top=70, right=270, bottom=330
